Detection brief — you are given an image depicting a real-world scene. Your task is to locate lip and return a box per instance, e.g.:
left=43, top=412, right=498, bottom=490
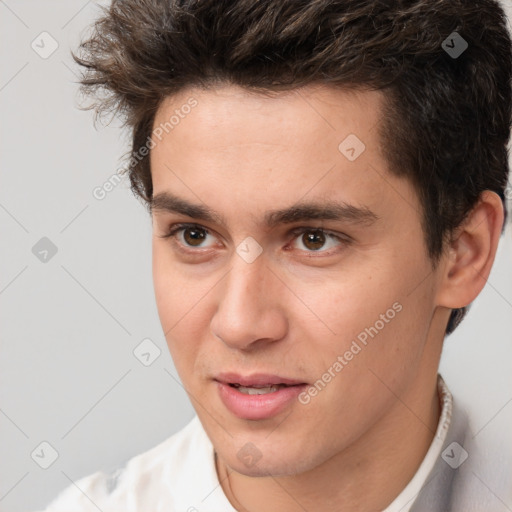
left=214, top=372, right=308, bottom=420
left=215, top=372, right=306, bottom=387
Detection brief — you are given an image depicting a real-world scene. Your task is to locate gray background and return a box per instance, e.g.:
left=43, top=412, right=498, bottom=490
left=1, top=1, right=511, bottom=511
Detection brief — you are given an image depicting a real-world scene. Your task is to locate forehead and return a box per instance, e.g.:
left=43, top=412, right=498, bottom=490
left=152, top=83, right=383, bottom=147
left=149, top=84, right=419, bottom=230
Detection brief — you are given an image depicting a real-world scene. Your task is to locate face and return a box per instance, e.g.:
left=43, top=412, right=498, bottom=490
left=150, top=83, right=446, bottom=477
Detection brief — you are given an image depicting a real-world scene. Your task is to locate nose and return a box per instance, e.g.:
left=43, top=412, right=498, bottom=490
left=210, top=254, right=288, bottom=352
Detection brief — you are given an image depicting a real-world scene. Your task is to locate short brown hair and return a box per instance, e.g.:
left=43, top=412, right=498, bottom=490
left=73, top=0, right=512, bottom=334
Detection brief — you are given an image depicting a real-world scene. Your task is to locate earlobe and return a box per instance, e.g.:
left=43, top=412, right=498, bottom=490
left=436, top=191, right=504, bottom=309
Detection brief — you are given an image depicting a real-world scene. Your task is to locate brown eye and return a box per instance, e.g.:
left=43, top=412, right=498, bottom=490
left=301, top=230, right=327, bottom=251
left=182, top=226, right=208, bottom=246
left=289, top=227, right=346, bottom=254
left=158, top=222, right=219, bottom=251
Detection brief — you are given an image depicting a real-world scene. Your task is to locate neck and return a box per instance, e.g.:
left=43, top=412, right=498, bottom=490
left=216, top=372, right=441, bottom=512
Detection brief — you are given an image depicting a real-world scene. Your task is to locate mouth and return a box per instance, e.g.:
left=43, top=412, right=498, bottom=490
left=214, top=372, right=308, bottom=420
left=214, top=372, right=307, bottom=390
left=227, top=383, right=294, bottom=395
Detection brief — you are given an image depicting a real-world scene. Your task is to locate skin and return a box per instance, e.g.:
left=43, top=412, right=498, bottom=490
left=149, top=83, right=503, bottom=511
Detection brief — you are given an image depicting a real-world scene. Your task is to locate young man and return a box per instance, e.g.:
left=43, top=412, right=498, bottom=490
left=43, top=0, right=511, bottom=511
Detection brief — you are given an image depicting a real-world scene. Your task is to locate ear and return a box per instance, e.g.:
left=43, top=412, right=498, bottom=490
left=436, top=190, right=504, bottom=309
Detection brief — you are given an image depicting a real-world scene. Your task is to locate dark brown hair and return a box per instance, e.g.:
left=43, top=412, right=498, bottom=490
left=73, top=0, right=512, bottom=334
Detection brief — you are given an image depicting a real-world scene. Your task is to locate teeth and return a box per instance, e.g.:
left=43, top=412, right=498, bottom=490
left=235, top=384, right=284, bottom=395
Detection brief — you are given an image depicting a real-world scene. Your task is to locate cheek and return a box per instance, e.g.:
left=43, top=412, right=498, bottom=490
left=152, top=246, right=205, bottom=371
left=152, top=243, right=201, bottom=320
left=289, top=255, right=431, bottom=374
left=152, top=246, right=179, bottom=326
left=294, top=277, right=430, bottom=440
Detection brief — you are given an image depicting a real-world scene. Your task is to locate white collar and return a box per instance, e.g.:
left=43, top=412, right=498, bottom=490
left=382, top=374, right=453, bottom=512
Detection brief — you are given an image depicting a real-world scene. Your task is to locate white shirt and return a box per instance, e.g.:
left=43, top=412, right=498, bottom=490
left=383, top=375, right=452, bottom=512
left=43, top=375, right=453, bottom=512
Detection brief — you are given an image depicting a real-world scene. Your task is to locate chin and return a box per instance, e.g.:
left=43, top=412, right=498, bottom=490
left=221, top=439, right=324, bottom=478
left=230, top=458, right=309, bottom=478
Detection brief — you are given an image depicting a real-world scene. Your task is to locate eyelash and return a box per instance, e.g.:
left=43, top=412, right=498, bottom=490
left=158, top=222, right=350, bottom=256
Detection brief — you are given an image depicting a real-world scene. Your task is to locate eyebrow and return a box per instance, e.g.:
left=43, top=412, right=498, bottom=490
left=150, top=191, right=379, bottom=228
